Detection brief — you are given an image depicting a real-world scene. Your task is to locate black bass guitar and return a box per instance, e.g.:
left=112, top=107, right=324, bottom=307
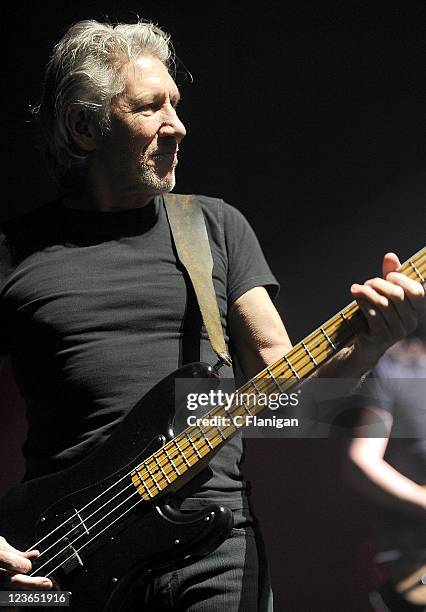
left=0, top=247, right=424, bottom=611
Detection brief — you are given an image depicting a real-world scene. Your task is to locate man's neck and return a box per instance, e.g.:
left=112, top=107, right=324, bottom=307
left=63, top=191, right=157, bottom=212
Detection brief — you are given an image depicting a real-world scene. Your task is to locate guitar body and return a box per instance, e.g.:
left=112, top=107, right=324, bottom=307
left=0, top=362, right=233, bottom=611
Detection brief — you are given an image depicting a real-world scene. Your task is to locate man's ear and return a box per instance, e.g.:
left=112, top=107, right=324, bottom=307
left=65, top=106, right=97, bottom=152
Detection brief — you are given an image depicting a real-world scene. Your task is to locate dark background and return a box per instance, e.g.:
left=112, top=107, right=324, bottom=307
left=1, top=1, right=425, bottom=610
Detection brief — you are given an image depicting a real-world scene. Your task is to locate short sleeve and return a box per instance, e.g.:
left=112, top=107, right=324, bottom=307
left=340, top=361, right=396, bottom=437
left=222, top=203, right=279, bottom=306
left=365, top=359, right=396, bottom=416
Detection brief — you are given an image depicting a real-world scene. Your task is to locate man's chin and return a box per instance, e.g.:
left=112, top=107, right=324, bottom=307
left=138, top=170, right=176, bottom=195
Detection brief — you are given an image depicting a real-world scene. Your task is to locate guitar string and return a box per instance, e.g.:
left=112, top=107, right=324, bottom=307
left=31, top=488, right=141, bottom=577
left=25, top=298, right=411, bottom=574
left=34, top=249, right=424, bottom=546
left=31, top=284, right=426, bottom=576
left=43, top=497, right=146, bottom=578
left=28, top=364, right=304, bottom=574
left=28, top=253, right=426, bottom=575
left=24, top=299, right=409, bottom=575
left=32, top=259, right=422, bottom=559
left=34, top=262, right=426, bottom=575
left=28, top=323, right=360, bottom=577
left=27, top=325, right=344, bottom=566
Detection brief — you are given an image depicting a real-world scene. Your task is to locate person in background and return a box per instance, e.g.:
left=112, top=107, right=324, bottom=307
left=345, top=320, right=426, bottom=611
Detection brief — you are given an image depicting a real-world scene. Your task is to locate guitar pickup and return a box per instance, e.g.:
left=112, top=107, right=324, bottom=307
left=56, top=509, right=89, bottom=574
left=59, top=541, right=84, bottom=574
left=66, top=509, right=90, bottom=537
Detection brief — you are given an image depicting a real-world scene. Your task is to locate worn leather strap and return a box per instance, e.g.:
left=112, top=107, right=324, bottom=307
left=163, top=193, right=232, bottom=368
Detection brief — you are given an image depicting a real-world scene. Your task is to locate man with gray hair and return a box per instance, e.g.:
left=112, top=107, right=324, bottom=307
left=0, top=19, right=424, bottom=610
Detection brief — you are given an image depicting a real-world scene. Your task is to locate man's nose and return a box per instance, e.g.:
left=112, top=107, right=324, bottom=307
left=159, top=106, right=187, bottom=141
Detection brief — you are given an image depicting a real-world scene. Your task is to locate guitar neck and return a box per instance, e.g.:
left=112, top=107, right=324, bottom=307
left=131, top=246, right=426, bottom=500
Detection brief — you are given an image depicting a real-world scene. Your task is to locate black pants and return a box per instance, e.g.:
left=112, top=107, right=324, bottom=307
left=124, top=525, right=273, bottom=611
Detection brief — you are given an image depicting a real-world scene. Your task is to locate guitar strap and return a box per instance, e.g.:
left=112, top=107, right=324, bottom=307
left=163, top=193, right=233, bottom=370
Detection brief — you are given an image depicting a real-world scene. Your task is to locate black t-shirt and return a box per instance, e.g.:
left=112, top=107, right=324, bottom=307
left=369, top=352, right=426, bottom=485
left=0, top=195, right=278, bottom=510
left=359, top=348, right=426, bottom=556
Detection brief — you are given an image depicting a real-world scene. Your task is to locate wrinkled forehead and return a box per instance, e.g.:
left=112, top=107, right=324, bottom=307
left=117, top=54, right=179, bottom=101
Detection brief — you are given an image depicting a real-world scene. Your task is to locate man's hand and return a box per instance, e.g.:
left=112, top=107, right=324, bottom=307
left=0, top=536, right=52, bottom=590
left=351, top=252, right=425, bottom=366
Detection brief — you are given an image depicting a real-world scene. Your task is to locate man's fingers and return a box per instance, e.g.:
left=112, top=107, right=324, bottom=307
left=383, top=272, right=425, bottom=312
left=364, top=277, right=404, bottom=300
left=0, top=537, right=51, bottom=590
left=23, top=550, right=40, bottom=559
left=355, top=296, right=403, bottom=341
left=0, top=550, right=32, bottom=574
left=353, top=274, right=424, bottom=336
left=9, top=573, right=53, bottom=590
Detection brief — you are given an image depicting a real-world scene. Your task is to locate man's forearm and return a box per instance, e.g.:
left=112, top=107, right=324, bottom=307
left=346, top=453, right=426, bottom=520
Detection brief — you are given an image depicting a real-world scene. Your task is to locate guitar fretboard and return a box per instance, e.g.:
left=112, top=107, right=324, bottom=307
left=131, top=246, right=426, bottom=499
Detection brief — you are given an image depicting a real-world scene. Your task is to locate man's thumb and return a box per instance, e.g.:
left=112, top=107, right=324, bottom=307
left=382, top=252, right=401, bottom=278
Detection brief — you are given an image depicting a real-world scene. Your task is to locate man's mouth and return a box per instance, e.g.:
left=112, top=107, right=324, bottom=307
left=150, top=150, right=178, bottom=167
left=151, top=150, right=178, bottom=157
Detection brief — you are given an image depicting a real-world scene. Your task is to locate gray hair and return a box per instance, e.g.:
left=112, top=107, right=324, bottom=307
left=34, top=19, right=174, bottom=185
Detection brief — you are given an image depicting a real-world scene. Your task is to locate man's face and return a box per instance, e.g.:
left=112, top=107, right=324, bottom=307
left=94, top=54, right=186, bottom=199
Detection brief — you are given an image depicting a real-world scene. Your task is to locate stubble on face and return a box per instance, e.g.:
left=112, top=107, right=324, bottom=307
left=137, top=140, right=178, bottom=194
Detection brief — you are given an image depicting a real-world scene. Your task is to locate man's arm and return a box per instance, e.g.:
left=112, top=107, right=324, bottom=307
left=344, top=411, right=426, bottom=520
left=228, top=287, right=292, bottom=379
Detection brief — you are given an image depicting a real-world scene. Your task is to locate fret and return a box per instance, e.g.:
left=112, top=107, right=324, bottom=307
left=143, top=462, right=162, bottom=492
left=251, top=379, right=262, bottom=394
left=266, top=366, right=285, bottom=392
left=163, top=445, right=181, bottom=476
left=195, top=424, right=214, bottom=449
left=409, top=259, right=425, bottom=283
left=152, top=454, right=171, bottom=484
left=215, top=422, right=227, bottom=440
left=320, top=326, right=336, bottom=351
left=172, top=439, right=191, bottom=468
left=284, top=354, right=300, bottom=379
left=134, top=467, right=155, bottom=498
left=339, top=311, right=356, bottom=336
left=238, top=394, right=253, bottom=417
left=301, top=341, right=317, bottom=366
left=184, top=432, right=202, bottom=459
